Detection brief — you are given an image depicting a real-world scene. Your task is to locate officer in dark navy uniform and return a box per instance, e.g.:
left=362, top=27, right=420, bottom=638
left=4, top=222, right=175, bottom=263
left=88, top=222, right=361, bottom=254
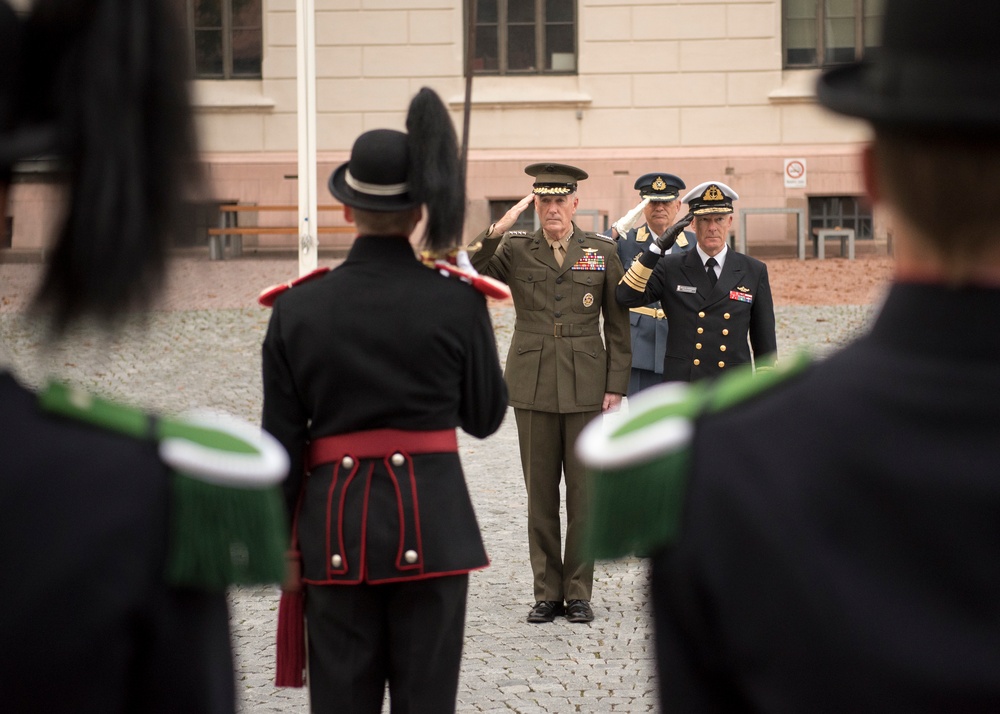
left=261, top=88, right=508, bottom=713
left=617, top=181, right=776, bottom=382
left=582, top=0, right=1000, bottom=710
left=0, top=2, right=287, bottom=712
left=608, top=172, right=694, bottom=394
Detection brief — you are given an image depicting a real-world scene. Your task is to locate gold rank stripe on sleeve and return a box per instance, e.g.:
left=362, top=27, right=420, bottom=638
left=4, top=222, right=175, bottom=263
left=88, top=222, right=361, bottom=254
left=620, top=261, right=654, bottom=292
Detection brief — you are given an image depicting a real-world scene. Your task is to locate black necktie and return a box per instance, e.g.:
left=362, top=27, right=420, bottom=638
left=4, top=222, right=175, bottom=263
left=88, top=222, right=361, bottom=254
left=705, top=257, right=718, bottom=287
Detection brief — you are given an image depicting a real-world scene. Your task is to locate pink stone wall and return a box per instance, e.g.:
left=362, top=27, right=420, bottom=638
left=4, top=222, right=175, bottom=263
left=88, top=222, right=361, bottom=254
left=5, top=147, right=875, bottom=257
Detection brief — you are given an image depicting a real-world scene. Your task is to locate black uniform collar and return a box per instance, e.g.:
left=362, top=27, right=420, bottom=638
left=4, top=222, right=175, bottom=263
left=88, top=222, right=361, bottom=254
left=344, top=234, right=416, bottom=263
left=871, top=282, right=1000, bottom=360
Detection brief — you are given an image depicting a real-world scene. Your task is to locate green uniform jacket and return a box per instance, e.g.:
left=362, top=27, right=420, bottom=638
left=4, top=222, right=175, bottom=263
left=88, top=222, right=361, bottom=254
left=469, top=222, right=631, bottom=412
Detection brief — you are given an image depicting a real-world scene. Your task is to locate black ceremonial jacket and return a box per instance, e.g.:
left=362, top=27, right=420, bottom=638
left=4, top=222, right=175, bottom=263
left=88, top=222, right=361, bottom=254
left=617, top=246, right=776, bottom=382
left=652, top=284, right=1000, bottom=712
left=0, top=372, right=235, bottom=713
left=261, top=236, right=508, bottom=584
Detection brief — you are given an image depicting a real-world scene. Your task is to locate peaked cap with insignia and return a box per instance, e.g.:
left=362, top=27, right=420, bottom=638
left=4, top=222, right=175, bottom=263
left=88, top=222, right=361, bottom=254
left=634, top=172, right=685, bottom=202
left=682, top=181, right=739, bottom=216
left=525, top=162, right=588, bottom=195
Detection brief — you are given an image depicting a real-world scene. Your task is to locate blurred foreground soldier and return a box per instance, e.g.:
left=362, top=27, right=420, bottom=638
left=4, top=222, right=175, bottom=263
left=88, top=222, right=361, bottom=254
left=607, top=172, right=693, bottom=394
left=468, top=164, right=630, bottom=624
left=580, top=0, right=1000, bottom=710
left=0, top=1, right=288, bottom=712
left=617, top=180, right=776, bottom=382
left=261, top=88, right=507, bottom=712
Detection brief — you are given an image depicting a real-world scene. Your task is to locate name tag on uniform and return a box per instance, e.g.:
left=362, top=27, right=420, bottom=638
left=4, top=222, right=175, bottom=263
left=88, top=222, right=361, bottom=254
left=676, top=285, right=697, bottom=294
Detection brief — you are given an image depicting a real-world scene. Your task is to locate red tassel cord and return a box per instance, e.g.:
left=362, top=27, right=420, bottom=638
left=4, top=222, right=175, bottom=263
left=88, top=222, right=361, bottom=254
left=275, top=548, right=306, bottom=687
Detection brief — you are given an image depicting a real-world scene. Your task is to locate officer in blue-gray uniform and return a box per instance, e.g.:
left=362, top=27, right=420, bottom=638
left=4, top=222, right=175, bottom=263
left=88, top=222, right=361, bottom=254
left=608, top=173, right=693, bottom=394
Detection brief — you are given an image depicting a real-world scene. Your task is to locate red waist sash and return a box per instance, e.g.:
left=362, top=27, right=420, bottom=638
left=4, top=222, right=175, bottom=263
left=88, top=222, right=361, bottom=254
left=307, top=428, right=458, bottom=470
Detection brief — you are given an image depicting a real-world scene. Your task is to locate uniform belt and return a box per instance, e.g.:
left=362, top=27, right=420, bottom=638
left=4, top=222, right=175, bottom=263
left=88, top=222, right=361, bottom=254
left=514, top=320, right=601, bottom=337
left=630, top=306, right=666, bottom=319
left=307, top=428, right=458, bottom=470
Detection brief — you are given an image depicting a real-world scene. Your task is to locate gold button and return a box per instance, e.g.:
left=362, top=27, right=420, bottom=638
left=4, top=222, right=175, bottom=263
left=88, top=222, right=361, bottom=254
left=722, top=329, right=729, bottom=336
left=698, top=311, right=706, bottom=318
left=718, top=361, right=726, bottom=368
left=720, top=345, right=726, bottom=352
left=724, top=313, right=731, bottom=320
left=693, top=359, right=701, bottom=366
left=341, top=456, right=354, bottom=469
left=391, top=452, right=405, bottom=466
left=695, top=343, right=702, bottom=350
left=404, top=550, right=418, bottom=564
left=697, top=327, right=703, bottom=334
left=331, top=554, right=343, bottom=568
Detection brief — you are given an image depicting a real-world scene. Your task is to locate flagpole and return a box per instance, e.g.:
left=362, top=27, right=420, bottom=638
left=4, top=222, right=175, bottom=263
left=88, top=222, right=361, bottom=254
left=296, top=0, right=318, bottom=276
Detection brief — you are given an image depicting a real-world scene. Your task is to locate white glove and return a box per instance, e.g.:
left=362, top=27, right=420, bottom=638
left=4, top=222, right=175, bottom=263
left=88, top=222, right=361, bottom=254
left=613, top=197, right=650, bottom=237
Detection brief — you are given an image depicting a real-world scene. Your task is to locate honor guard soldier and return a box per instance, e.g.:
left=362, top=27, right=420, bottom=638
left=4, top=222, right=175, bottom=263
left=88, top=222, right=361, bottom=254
left=608, top=172, right=694, bottom=394
left=261, top=88, right=508, bottom=712
left=467, top=163, right=631, bottom=624
left=0, top=1, right=288, bottom=711
left=616, top=180, right=776, bottom=382
left=581, top=0, right=1000, bottom=711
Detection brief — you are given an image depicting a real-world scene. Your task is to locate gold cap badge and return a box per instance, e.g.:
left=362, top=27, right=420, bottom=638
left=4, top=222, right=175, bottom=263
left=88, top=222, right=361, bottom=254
left=703, top=185, right=724, bottom=201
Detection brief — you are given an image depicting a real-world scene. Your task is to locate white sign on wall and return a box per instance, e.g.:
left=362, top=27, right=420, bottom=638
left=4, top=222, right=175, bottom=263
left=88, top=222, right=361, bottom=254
left=784, top=158, right=807, bottom=189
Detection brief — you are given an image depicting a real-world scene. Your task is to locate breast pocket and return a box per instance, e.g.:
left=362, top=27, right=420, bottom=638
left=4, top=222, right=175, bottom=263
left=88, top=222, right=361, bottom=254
left=513, top=268, right=547, bottom=311
left=571, top=270, right=603, bottom=314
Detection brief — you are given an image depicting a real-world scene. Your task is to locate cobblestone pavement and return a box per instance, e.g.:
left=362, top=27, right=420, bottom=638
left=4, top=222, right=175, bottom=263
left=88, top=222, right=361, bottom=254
left=0, top=257, right=881, bottom=713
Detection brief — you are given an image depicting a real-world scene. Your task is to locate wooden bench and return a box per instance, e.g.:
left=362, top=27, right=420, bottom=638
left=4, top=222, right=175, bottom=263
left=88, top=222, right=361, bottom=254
left=207, top=204, right=354, bottom=260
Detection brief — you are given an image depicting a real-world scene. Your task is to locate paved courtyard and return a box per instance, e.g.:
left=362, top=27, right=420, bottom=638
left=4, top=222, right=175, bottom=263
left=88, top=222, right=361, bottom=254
left=0, top=257, right=878, bottom=712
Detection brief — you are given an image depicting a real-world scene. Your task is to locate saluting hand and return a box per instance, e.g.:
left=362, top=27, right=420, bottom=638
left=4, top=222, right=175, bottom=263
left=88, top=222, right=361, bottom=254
left=653, top=212, right=694, bottom=253
left=490, top=193, right=535, bottom=236
left=612, top=197, right=650, bottom=239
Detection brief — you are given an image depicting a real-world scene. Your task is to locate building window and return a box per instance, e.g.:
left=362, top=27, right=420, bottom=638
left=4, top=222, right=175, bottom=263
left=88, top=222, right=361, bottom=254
left=472, top=0, right=577, bottom=75
left=179, top=0, right=262, bottom=79
left=808, top=195, right=873, bottom=240
left=783, top=0, right=885, bottom=68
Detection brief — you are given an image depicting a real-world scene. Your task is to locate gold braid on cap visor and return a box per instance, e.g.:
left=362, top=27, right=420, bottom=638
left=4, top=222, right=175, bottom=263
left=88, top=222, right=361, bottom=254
left=692, top=206, right=733, bottom=215
left=345, top=170, right=409, bottom=196
left=532, top=185, right=575, bottom=195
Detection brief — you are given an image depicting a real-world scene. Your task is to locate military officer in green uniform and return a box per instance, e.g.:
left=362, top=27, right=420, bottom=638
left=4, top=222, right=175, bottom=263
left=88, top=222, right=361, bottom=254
left=468, top=163, right=631, bottom=624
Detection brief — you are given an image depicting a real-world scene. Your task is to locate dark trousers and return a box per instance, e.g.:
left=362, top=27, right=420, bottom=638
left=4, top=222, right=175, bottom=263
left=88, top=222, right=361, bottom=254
left=628, top=367, right=663, bottom=396
left=305, top=575, right=469, bottom=714
left=513, top=408, right=596, bottom=603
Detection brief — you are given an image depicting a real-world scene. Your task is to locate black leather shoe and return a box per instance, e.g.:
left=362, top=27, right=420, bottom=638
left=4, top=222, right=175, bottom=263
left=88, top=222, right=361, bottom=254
left=527, top=601, right=564, bottom=623
left=565, top=599, right=594, bottom=623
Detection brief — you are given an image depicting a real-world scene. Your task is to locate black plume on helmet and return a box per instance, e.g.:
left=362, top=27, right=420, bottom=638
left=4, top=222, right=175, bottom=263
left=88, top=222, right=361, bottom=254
left=404, top=87, right=465, bottom=253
